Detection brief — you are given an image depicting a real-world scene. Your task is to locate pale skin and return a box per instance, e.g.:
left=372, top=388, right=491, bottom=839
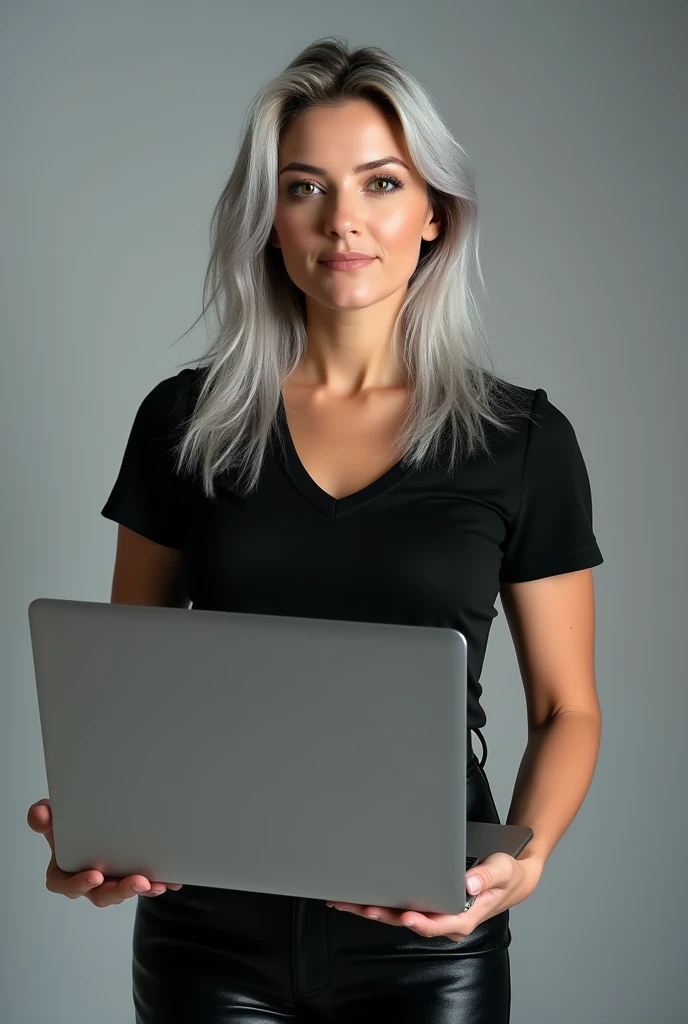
left=28, top=98, right=602, bottom=935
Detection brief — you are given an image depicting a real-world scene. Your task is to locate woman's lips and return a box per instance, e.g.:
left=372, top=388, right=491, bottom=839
left=318, top=257, right=376, bottom=271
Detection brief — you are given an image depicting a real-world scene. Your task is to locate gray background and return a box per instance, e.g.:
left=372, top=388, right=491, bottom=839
left=2, top=1, right=685, bottom=1021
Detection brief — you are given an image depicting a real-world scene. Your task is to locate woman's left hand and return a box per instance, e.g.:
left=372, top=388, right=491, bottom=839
left=326, top=852, right=543, bottom=941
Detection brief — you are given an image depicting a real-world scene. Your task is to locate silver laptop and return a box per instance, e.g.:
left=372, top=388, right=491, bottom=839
left=27, top=597, right=532, bottom=916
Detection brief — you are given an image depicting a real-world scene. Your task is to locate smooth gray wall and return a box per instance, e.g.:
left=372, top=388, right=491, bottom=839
left=3, top=2, right=685, bottom=1021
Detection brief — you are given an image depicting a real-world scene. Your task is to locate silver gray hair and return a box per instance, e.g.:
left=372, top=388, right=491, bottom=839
left=171, top=36, right=532, bottom=499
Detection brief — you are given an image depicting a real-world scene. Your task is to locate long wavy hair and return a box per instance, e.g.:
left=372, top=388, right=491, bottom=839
left=171, top=36, right=532, bottom=499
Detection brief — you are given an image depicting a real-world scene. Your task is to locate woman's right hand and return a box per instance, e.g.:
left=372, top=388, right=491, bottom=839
left=27, top=798, right=183, bottom=908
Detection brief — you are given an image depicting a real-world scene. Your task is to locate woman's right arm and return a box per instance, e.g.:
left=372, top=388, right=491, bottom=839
left=109, top=523, right=191, bottom=607
left=27, top=524, right=189, bottom=907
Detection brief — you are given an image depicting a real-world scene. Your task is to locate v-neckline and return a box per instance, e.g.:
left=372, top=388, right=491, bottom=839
left=275, top=392, right=411, bottom=518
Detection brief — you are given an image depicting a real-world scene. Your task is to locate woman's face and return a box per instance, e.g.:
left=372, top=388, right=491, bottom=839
left=271, top=99, right=442, bottom=311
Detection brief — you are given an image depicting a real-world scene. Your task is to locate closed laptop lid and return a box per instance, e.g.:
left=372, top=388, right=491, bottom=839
left=29, top=597, right=474, bottom=913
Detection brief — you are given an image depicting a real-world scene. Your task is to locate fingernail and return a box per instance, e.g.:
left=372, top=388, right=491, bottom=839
left=466, top=875, right=481, bottom=894
left=132, top=883, right=148, bottom=892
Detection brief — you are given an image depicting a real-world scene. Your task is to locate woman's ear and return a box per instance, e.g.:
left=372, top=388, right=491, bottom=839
left=422, top=203, right=443, bottom=244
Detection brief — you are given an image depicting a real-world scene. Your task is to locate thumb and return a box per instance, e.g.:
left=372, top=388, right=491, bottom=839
left=466, top=859, right=497, bottom=893
left=27, top=799, right=54, bottom=846
left=466, top=872, right=484, bottom=894
left=466, top=852, right=507, bottom=894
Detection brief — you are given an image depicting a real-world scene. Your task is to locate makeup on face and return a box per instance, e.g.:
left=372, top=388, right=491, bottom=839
left=318, top=256, right=377, bottom=271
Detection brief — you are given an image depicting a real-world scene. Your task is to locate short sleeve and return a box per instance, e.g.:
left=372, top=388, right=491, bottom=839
left=100, top=373, right=195, bottom=549
left=499, top=388, right=603, bottom=583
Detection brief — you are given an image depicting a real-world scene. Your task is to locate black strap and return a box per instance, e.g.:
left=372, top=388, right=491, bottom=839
left=472, top=727, right=488, bottom=769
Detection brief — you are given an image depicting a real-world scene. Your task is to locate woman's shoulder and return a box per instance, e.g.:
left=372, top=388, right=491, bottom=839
left=484, top=372, right=581, bottom=435
left=152, top=364, right=207, bottom=399
left=482, top=376, right=595, bottom=496
left=478, top=372, right=537, bottom=448
left=139, top=365, right=209, bottom=428
left=474, top=373, right=593, bottom=479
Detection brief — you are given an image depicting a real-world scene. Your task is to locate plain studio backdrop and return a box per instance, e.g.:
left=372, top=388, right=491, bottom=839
left=2, top=2, right=685, bottom=1022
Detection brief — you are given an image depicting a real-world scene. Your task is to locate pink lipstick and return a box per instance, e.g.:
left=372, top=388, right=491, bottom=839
left=319, top=257, right=376, bottom=271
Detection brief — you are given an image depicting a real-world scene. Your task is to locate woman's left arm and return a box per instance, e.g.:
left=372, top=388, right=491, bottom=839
left=499, top=566, right=602, bottom=874
left=328, top=567, right=601, bottom=936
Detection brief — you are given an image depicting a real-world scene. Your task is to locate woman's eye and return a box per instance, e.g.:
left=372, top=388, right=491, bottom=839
left=288, top=176, right=404, bottom=199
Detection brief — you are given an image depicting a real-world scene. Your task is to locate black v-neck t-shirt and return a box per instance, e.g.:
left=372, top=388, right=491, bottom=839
left=101, top=367, right=603, bottom=735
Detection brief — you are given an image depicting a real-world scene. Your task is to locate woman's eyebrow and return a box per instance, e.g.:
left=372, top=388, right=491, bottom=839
left=278, top=156, right=410, bottom=176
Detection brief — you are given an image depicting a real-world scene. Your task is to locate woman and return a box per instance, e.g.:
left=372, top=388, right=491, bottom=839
left=28, top=36, right=603, bottom=1023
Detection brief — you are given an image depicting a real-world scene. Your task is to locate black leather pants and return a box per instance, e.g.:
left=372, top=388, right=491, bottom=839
left=132, top=738, right=511, bottom=1023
